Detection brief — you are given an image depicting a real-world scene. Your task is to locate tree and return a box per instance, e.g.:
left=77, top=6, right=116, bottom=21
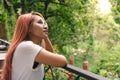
left=1, top=0, right=120, bottom=79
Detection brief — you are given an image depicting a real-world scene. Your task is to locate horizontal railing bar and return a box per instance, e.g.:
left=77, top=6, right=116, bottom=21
left=0, top=39, right=109, bottom=80
left=0, top=51, right=7, bottom=53
left=63, top=64, right=109, bottom=80
left=0, top=39, right=10, bottom=45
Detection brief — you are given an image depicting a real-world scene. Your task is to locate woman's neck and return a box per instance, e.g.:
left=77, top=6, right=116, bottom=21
left=29, top=37, right=42, bottom=45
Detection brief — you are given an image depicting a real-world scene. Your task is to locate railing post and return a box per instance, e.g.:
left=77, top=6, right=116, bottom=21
left=68, top=55, right=74, bottom=80
left=82, top=61, right=89, bottom=80
left=83, top=61, right=89, bottom=71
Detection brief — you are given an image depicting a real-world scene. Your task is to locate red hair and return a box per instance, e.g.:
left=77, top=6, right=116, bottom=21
left=1, top=13, right=33, bottom=80
left=1, top=12, right=44, bottom=80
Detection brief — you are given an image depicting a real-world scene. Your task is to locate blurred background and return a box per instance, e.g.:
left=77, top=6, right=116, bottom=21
left=0, top=0, right=120, bottom=80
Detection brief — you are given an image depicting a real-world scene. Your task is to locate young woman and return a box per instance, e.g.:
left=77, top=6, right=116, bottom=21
left=1, top=12, right=67, bottom=80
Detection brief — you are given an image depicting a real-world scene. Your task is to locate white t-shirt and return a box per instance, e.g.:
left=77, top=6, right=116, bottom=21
left=12, top=41, right=44, bottom=80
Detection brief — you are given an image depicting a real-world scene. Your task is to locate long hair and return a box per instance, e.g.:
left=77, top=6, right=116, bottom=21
left=1, top=12, right=44, bottom=80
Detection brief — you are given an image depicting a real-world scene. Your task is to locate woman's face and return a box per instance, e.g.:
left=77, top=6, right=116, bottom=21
left=29, top=15, right=48, bottom=39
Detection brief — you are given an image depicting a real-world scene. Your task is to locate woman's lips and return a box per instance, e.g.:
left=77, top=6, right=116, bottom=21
left=43, top=30, right=48, bottom=34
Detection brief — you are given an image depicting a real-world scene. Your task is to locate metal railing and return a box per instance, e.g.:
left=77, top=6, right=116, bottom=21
left=0, top=39, right=9, bottom=68
left=0, top=39, right=109, bottom=80
left=62, top=64, right=109, bottom=80
left=0, top=39, right=10, bottom=51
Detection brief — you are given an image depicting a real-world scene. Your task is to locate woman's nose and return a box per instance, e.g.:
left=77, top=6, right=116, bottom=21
left=43, top=23, right=48, bottom=29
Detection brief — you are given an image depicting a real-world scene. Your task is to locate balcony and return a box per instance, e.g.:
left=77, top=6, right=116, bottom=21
left=0, top=39, right=109, bottom=80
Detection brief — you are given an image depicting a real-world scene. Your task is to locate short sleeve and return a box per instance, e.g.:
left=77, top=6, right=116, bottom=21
left=14, top=41, right=42, bottom=70
left=12, top=41, right=44, bottom=80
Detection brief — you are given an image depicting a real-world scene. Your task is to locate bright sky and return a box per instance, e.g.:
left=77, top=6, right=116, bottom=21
left=97, top=0, right=112, bottom=14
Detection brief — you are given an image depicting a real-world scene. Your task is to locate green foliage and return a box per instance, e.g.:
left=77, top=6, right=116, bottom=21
left=111, top=0, right=120, bottom=24
left=0, top=0, right=120, bottom=79
left=0, top=0, right=17, bottom=40
left=92, top=41, right=120, bottom=79
left=0, top=1, right=5, bottom=23
left=44, top=66, right=68, bottom=80
left=5, top=8, right=16, bottom=40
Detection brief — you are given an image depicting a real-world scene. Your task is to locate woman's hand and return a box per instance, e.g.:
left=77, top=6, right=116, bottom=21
left=42, top=37, right=54, bottom=52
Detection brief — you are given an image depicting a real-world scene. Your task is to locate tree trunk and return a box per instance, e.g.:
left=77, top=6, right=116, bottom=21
left=3, top=0, right=11, bottom=11
left=0, top=22, right=7, bottom=39
left=20, top=0, right=25, bottom=14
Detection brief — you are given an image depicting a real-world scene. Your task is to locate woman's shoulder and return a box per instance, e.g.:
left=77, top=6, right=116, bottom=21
left=20, top=41, right=34, bottom=46
left=16, top=41, right=42, bottom=52
left=17, top=41, right=36, bottom=49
